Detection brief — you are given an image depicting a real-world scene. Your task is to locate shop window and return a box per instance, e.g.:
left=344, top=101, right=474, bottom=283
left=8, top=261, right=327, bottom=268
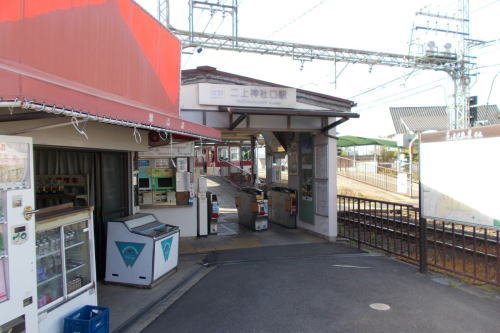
left=217, top=147, right=229, bottom=162
left=230, top=147, right=240, bottom=162
left=241, top=146, right=251, bottom=161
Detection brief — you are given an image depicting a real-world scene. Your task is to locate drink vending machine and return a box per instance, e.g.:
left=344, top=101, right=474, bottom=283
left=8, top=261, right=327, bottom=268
left=0, top=135, right=39, bottom=332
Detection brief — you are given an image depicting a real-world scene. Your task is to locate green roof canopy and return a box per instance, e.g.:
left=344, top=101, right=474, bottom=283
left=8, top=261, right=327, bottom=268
left=337, top=135, right=398, bottom=148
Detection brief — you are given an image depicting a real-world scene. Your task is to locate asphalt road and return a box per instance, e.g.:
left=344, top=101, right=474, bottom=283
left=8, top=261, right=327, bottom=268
left=143, top=243, right=500, bottom=333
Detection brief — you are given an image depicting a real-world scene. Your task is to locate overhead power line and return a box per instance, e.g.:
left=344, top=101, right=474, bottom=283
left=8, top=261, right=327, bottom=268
left=158, top=0, right=478, bottom=129
left=171, top=28, right=463, bottom=72
left=266, top=0, right=327, bottom=38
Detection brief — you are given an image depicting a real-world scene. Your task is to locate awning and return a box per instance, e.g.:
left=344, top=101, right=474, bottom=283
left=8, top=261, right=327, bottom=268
left=337, top=135, right=399, bottom=148
left=220, top=106, right=359, bottom=132
left=221, top=106, right=359, bottom=118
left=0, top=0, right=220, bottom=141
left=0, top=99, right=220, bottom=141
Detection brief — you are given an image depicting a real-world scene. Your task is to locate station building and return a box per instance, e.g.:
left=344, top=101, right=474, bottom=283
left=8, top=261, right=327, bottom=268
left=0, top=0, right=357, bottom=331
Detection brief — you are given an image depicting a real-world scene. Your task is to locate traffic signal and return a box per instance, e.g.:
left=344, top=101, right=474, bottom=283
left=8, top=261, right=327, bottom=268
left=469, top=96, right=478, bottom=126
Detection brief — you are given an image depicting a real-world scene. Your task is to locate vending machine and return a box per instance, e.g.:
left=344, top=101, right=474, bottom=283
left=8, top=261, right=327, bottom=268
left=0, top=135, right=39, bottom=332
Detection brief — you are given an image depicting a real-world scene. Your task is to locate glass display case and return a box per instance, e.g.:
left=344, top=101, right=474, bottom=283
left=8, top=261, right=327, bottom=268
left=0, top=192, right=7, bottom=304
left=36, top=218, right=93, bottom=311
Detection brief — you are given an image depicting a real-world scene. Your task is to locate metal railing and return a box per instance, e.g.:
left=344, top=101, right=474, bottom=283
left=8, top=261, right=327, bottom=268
left=337, top=156, right=419, bottom=197
left=337, top=195, right=500, bottom=287
left=220, top=160, right=264, bottom=187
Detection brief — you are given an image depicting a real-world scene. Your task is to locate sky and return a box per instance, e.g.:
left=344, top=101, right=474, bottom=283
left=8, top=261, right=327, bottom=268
left=136, top=0, right=499, bottom=137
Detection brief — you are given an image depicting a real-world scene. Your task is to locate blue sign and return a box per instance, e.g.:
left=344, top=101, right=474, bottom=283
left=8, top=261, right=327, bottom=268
left=115, top=242, right=145, bottom=267
left=161, top=237, right=173, bottom=261
left=138, top=159, right=150, bottom=167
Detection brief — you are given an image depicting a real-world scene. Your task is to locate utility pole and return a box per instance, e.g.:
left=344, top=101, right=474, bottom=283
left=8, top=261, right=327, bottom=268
left=410, top=0, right=475, bottom=129
left=158, top=0, right=169, bottom=27
left=187, top=0, right=238, bottom=46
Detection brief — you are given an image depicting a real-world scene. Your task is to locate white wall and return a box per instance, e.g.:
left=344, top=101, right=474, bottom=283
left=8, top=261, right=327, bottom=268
left=140, top=202, right=198, bottom=237
left=0, top=119, right=150, bottom=151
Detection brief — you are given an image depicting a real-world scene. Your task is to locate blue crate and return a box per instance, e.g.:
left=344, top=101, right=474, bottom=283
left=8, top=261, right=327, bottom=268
left=64, top=305, right=109, bottom=333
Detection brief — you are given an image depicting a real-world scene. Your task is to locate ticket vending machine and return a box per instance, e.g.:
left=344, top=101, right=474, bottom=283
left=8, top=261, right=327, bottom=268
left=0, top=135, right=39, bottom=332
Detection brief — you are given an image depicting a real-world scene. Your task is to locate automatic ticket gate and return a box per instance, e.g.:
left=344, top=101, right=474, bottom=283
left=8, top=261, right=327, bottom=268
left=268, top=187, right=297, bottom=228
left=235, top=187, right=268, bottom=231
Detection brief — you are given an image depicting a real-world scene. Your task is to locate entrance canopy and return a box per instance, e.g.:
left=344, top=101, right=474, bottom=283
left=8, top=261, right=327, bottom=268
left=0, top=0, right=220, bottom=140
left=181, top=66, right=358, bottom=140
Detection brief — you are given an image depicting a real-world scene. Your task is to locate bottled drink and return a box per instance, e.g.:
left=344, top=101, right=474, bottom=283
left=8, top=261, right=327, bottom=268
left=0, top=232, right=4, bottom=253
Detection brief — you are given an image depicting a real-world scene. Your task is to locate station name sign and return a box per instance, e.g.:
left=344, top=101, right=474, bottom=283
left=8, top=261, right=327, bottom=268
left=198, top=83, right=297, bottom=108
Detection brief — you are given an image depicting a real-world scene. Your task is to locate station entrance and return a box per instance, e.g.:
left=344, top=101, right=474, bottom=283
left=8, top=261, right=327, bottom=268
left=179, top=66, right=359, bottom=252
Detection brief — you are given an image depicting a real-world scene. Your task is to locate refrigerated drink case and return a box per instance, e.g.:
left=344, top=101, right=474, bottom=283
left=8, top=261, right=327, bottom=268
left=35, top=205, right=97, bottom=333
left=0, top=197, right=7, bottom=303
left=35, top=213, right=95, bottom=310
left=0, top=135, right=39, bottom=332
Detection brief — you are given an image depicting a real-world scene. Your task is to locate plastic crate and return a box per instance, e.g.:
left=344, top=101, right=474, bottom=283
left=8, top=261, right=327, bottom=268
left=64, top=305, right=109, bottom=333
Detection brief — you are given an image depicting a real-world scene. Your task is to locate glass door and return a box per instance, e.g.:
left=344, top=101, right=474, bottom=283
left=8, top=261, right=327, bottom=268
left=64, top=221, right=91, bottom=295
left=36, top=228, right=64, bottom=309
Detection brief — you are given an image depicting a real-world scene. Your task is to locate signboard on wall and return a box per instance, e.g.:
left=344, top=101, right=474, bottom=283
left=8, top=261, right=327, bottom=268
left=198, top=83, right=297, bottom=108
left=139, top=142, right=195, bottom=158
left=420, top=125, right=500, bottom=227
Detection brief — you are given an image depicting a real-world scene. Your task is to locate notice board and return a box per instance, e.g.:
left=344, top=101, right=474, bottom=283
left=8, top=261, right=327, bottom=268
left=420, top=125, right=500, bottom=227
left=299, top=134, right=314, bottom=224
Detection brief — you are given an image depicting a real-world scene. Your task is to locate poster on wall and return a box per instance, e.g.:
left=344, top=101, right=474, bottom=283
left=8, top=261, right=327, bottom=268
left=315, top=180, right=328, bottom=216
left=314, top=144, right=328, bottom=179
left=0, top=142, right=30, bottom=190
left=299, top=135, right=314, bottom=224
left=176, top=158, right=188, bottom=172
left=420, top=125, right=500, bottom=227
left=288, top=141, right=298, bottom=176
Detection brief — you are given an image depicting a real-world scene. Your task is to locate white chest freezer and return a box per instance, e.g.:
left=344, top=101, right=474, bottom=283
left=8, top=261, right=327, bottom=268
left=105, top=213, right=179, bottom=287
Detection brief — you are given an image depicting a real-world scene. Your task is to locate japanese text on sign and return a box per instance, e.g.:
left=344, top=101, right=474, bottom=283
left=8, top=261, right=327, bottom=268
left=198, top=83, right=296, bottom=108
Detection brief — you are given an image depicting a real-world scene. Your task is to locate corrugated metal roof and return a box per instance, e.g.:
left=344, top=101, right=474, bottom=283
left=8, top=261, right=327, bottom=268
left=0, top=0, right=221, bottom=140
left=390, top=105, right=500, bottom=134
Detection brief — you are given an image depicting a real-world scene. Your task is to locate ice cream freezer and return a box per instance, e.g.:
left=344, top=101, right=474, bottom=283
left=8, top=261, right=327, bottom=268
left=105, top=213, right=179, bottom=287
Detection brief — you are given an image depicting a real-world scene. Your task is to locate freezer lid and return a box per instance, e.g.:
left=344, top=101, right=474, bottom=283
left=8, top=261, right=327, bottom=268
left=111, top=213, right=179, bottom=238
left=122, top=214, right=157, bottom=230
left=130, top=221, right=176, bottom=238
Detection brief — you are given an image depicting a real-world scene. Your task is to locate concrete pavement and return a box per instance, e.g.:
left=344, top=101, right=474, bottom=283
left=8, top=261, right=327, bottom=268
left=143, top=242, right=500, bottom=333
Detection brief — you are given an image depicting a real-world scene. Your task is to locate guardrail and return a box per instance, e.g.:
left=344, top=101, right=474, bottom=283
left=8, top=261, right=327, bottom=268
left=337, top=195, right=500, bottom=286
left=337, top=157, right=419, bottom=197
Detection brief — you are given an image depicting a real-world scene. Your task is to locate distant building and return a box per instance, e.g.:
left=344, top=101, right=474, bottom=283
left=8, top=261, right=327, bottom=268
left=389, top=105, right=500, bottom=134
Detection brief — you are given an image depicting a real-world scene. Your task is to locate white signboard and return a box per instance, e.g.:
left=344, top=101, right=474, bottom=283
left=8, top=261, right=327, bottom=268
left=139, top=142, right=195, bottom=158
left=420, top=125, right=500, bottom=228
left=397, top=173, right=408, bottom=195
left=198, top=83, right=296, bottom=108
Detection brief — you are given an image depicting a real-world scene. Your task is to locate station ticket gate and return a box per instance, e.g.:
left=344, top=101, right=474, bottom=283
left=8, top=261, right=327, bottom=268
left=268, top=187, right=297, bottom=228
left=235, top=187, right=268, bottom=231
